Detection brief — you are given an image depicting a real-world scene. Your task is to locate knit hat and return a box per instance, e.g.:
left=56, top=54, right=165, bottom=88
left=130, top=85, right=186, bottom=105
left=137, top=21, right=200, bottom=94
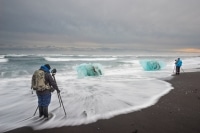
left=44, top=64, right=51, bottom=70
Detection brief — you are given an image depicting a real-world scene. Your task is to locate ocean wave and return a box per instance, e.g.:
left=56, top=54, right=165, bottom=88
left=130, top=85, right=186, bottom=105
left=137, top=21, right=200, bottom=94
left=44, top=57, right=117, bottom=62
left=0, top=55, right=5, bottom=58
left=0, top=58, right=8, bottom=63
left=4, top=54, right=29, bottom=58
left=0, top=70, right=29, bottom=78
left=1, top=54, right=199, bottom=132
left=0, top=77, right=173, bottom=132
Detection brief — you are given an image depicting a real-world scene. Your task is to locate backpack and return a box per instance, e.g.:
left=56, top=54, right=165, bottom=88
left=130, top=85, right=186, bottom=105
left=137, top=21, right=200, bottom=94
left=32, top=70, right=50, bottom=91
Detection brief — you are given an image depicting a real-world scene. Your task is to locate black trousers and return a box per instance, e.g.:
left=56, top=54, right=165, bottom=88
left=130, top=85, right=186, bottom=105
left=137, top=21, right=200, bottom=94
left=176, top=66, right=180, bottom=74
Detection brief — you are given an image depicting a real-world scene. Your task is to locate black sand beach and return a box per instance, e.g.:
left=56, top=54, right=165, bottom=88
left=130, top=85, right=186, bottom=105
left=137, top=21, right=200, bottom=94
left=4, top=72, right=200, bottom=133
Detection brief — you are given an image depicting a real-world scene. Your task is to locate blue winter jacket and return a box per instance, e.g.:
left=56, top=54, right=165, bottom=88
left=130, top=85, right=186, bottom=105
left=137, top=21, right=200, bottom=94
left=176, top=59, right=182, bottom=67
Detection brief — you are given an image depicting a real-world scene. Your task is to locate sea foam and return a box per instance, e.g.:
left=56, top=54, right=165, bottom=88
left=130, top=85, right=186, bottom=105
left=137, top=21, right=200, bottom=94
left=0, top=54, right=199, bottom=132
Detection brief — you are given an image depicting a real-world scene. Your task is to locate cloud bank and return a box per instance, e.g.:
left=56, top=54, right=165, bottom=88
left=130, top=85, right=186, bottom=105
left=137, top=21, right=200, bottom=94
left=0, top=0, right=200, bottom=53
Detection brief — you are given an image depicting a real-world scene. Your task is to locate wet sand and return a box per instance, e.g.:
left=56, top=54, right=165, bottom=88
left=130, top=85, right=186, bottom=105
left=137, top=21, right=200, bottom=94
left=4, top=72, right=200, bottom=133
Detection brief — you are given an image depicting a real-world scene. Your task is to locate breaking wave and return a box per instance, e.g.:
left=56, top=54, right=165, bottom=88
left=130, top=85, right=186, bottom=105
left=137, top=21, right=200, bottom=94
left=44, top=57, right=117, bottom=62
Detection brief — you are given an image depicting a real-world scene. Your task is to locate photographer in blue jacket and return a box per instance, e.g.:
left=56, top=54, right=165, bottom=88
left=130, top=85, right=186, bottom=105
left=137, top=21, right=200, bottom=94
left=175, top=58, right=182, bottom=75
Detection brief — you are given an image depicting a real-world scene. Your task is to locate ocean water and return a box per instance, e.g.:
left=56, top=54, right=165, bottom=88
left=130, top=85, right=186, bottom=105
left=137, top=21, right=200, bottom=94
left=0, top=54, right=199, bottom=132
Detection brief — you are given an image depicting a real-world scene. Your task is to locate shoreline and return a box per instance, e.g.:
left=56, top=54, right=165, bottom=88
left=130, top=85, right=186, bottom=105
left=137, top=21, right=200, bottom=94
left=4, top=72, right=200, bottom=133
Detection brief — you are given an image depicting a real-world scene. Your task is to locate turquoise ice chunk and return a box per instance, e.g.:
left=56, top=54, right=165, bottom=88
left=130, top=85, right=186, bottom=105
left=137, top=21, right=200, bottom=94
left=76, top=63, right=103, bottom=77
left=140, top=60, right=165, bottom=71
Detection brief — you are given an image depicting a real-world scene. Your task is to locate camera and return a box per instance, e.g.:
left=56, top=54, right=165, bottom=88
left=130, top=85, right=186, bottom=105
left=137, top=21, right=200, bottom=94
left=51, top=68, right=57, bottom=74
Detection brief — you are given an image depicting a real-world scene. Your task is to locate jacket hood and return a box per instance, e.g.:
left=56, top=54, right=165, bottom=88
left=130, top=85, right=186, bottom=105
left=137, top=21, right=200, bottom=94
left=40, top=65, right=50, bottom=73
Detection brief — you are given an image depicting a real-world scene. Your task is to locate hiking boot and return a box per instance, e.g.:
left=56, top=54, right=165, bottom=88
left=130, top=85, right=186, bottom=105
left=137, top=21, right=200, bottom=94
left=43, top=107, right=48, bottom=118
left=39, top=106, right=44, bottom=117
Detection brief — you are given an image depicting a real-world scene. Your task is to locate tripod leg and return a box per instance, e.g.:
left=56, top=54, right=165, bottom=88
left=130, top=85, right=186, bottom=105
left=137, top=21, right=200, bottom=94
left=173, top=65, right=175, bottom=73
left=52, top=74, right=67, bottom=116
left=181, top=67, right=184, bottom=72
left=57, top=93, right=61, bottom=107
left=58, top=93, right=67, bottom=116
left=33, top=106, right=39, bottom=116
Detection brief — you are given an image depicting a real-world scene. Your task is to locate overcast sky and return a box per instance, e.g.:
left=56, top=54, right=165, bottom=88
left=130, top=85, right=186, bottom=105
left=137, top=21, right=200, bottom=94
left=0, top=0, right=200, bottom=54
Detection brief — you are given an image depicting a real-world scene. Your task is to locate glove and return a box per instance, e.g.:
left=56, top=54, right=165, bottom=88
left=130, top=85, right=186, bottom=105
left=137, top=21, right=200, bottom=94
left=57, top=89, right=60, bottom=93
left=50, top=87, right=55, bottom=92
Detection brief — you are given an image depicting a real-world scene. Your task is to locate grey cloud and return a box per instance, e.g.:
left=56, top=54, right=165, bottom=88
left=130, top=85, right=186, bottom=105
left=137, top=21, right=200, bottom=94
left=0, top=0, right=200, bottom=53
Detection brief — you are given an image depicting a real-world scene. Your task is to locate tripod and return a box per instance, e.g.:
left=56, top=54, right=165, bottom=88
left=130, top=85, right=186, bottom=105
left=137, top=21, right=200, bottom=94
left=173, top=65, right=184, bottom=74
left=52, top=71, right=67, bottom=116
